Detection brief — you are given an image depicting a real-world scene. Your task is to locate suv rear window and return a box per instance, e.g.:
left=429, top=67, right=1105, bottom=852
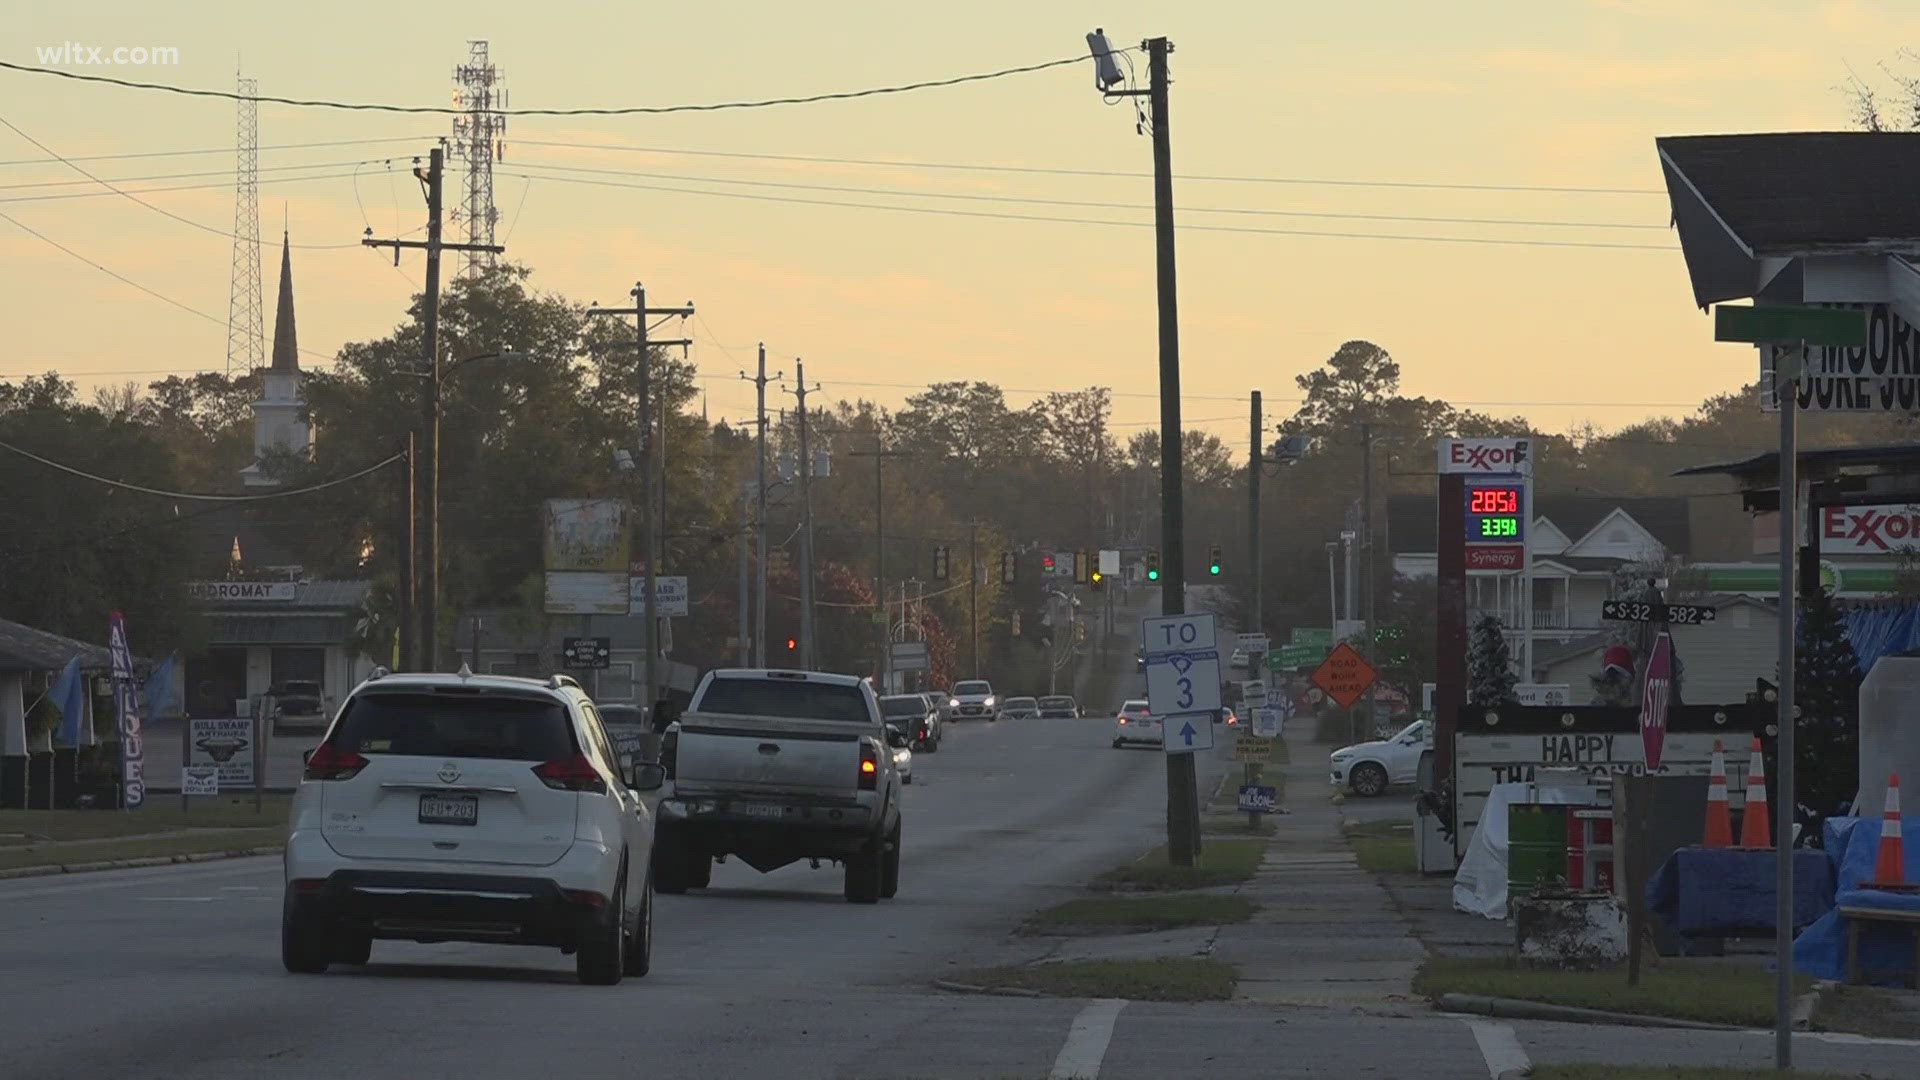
left=880, top=696, right=926, bottom=718
left=332, top=691, right=574, bottom=761
left=697, top=678, right=872, bottom=723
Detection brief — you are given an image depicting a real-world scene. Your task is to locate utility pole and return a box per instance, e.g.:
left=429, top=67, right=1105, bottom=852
left=1249, top=391, right=1262, bottom=646
left=783, top=363, right=821, bottom=668
left=1361, top=420, right=1376, bottom=675
left=398, top=432, right=416, bottom=670
left=848, top=444, right=909, bottom=691
left=363, top=145, right=503, bottom=670
left=742, top=346, right=783, bottom=667
left=969, top=521, right=980, bottom=676
left=585, top=283, right=692, bottom=704
left=737, top=483, right=751, bottom=666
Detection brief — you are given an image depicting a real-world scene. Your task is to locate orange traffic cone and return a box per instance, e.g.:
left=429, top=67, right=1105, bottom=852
left=1872, top=772, right=1906, bottom=887
left=1703, top=739, right=1734, bottom=848
left=1739, top=737, right=1771, bottom=849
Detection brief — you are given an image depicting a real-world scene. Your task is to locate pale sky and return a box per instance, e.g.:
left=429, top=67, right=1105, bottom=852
left=3, top=0, right=1908, bottom=453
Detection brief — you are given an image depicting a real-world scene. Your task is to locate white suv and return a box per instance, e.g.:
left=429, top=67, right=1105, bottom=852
left=282, top=670, right=663, bottom=985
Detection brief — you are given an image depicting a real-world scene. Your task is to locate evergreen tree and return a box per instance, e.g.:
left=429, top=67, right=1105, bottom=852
left=1794, top=588, right=1862, bottom=835
left=1468, top=612, right=1518, bottom=706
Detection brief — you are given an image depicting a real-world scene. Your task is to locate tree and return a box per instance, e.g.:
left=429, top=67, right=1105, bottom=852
left=1468, top=613, right=1517, bottom=706
left=1794, top=588, right=1862, bottom=835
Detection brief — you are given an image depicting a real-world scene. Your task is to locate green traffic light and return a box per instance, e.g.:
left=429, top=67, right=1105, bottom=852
left=1147, top=569, right=1159, bottom=581
left=1209, top=564, right=1221, bottom=576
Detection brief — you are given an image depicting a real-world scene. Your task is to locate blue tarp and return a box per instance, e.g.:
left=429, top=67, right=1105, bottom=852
left=1647, top=847, right=1834, bottom=936
left=1793, top=816, right=1920, bottom=984
left=1844, top=604, right=1920, bottom=671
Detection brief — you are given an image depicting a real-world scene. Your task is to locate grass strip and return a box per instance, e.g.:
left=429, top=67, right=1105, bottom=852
left=0, top=828, right=284, bottom=871
left=1528, top=1060, right=1858, bottom=1068
left=1416, top=955, right=1812, bottom=1028
left=0, top=797, right=291, bottom=842
left=1344, top=818, right=1416, bottom=876
left=1028, top=894, right=1256, bottom=933
left=959, top=958, right=1235, bottom=1002
left=1811, top=983, right=1920, bottom=1038
left=1095, top=837, right=1267, bottom=891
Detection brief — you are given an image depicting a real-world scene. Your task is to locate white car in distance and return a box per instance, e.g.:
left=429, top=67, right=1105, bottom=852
left=1111, top=699, right=1162, bottom=748
left=1329, top=719, right=1429, bottom=797
left=282, top=669, right=662, bottom=985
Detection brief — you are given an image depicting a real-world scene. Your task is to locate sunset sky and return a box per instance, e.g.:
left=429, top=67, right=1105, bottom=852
left=5, top=0, right=1912, bottom=453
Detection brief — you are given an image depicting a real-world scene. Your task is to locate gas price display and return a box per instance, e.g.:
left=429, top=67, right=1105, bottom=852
left=1465, top=484, right=1525, bottom=542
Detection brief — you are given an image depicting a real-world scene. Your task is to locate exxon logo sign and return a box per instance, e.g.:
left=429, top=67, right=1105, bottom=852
left=1822, top=504, right=1920, bottom=555
left=1438, top=437, right=1533, bottom=475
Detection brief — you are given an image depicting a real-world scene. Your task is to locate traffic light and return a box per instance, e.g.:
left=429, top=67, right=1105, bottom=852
left=1145, top=550, right=1160, bottom=582
left=786, top=636, right=798, bottom=652
left=1090, top=568, right=1105, bottom=590
left=932, top=544, right=950, bottom=580
left=1000, top=551, right=1016, bottom=584
left=1042, top=553, right=1056, bottom=572
left=1208, top=544, right=1222, bottom=576
left=1074, top=550, right=1090, bottom=585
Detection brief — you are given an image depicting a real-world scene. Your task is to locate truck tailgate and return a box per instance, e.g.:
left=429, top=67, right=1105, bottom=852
left=673, top=712, right=868, bottom=797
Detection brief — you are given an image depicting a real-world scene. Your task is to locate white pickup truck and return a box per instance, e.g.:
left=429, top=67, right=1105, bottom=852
left=653, top=669, right=906, bottom=903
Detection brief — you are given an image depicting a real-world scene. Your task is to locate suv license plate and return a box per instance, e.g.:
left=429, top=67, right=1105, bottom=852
left=419, top=794, right=478, bottom=826
left=735, top=803, right=787, bottom=820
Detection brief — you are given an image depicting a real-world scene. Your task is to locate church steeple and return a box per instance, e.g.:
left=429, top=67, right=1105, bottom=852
left=241, top=227, right=313, bottom=487
left=269, top=230, right=298, bottom=372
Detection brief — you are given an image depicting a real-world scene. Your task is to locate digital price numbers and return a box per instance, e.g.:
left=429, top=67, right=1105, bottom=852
left=1466, top=484, right=1525, bottom=542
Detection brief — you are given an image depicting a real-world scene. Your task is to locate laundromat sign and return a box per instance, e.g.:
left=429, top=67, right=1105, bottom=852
left=188, top=581, right=297, bottom=602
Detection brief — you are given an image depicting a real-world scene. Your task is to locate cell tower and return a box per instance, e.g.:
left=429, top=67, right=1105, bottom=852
left=224, top=72, right=264, bottom=377
left=451, top=41, right=506, bottom=278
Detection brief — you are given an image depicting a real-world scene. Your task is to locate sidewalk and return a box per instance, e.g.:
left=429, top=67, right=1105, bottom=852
left=1211, top=731, right=1426, bottom=1010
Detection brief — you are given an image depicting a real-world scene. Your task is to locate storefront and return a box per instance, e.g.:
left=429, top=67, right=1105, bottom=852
left=182, top=580, right=374, bottom=719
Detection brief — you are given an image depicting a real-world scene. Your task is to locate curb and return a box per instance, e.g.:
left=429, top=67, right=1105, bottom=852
left=0, top=846, right=282, bottom=881
left=931, top=979, right=1043, bottom=998
left=1436, top=992, right=1746, bottom=1030
left=1794, top=980, right=1836, bottom=1031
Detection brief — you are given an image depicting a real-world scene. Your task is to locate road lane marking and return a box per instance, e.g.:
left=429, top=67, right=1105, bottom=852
left=1050, top=998, right=1126, bottom=1080
left=1467, top=1020, right=1531, bottom=1080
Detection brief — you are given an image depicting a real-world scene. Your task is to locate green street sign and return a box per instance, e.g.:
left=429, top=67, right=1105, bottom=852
left=1290, top=627, right=1333, bottom=649
left=1274, top=644, right=1323, bottom=669
left=1713, top=304, right=1867, bottom=347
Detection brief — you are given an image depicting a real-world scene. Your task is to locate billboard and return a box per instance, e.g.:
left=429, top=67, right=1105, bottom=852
left=542, top=499, right=631, bottom=573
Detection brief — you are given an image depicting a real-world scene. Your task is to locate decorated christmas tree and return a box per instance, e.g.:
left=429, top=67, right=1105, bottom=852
left=1468, top=612, right=1518, bottom=706
left=1794, top=587, right=1862, bottom=833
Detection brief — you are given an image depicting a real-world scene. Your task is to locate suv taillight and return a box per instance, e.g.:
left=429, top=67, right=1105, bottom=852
left=533, top=753, right=607, bottom=793
left=858, top=743, right=879, bottom=791
left=304, top=742, right=368, bottom=781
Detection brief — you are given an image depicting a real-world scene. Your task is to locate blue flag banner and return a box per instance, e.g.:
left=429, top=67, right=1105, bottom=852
left=51, top=655, right=85, bottom=747
left=142, top=652, right=178, bottom=720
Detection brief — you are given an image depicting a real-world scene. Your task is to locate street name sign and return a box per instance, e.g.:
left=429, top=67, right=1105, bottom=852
left=1163, top=714, right=1214, bottom=755
left=890, top=640, right=929, bottom=672
left=1311, top=642, right=1377, bottom=710
left=1291, top=627, right=1333, bottom=648
left=1601, top=600, right=1716, bottom=625
left=1240, top=680, right=1268, bottom=708
left=1712, top=304, right=1867, bottom=347
left=1273, top=643, right=1323, bottom=669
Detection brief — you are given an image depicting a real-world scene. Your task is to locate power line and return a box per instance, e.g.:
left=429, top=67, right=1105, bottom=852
left=502, top=157, right=1667, bottom=231
left=494, top=169, right=1676, bottom=252
left=0, top=167, right=376, bottom=206
left=0, top=53, right=1101, bottom=116
left=0, top=156, right=410, bottom=192
left=0, top=135, right=431, bottom=168
left=0, top=114, right=377, bottom=249
left=0, top=208, right=337, bottom=362
left=511, top=137, right=1666, bottom=196
left=0, top=439, right=403, bottom=500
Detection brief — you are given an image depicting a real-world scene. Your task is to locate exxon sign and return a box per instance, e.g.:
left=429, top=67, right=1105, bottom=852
left=1438, top=437, right=1533, bottom=475
left=1822, top=504, right=1920, bottom=555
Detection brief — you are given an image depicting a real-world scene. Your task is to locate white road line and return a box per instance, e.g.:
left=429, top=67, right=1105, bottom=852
left=1049, top=999, right=1126, bottom=1080
left=1466, top=1020, right=1531, bottom=1080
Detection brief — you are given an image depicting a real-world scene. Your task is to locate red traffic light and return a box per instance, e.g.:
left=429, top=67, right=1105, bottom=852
left=786, top=637, right=798, bottom=651
left=1043, top=554, right=1056, bottom=570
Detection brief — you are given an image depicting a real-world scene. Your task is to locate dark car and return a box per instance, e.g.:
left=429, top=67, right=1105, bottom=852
left=1037, top=695, right=1079, bottom=719
left=270, top=680, right=327, bottom=732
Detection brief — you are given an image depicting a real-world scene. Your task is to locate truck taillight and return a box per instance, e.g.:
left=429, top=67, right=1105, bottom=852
left=303, top=742, right=368, bottom=781
left=858, top=744, right=879, bottom=790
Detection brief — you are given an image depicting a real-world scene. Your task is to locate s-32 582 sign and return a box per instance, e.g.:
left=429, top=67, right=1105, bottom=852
left=1601, top=600, right=1716, bottom=625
